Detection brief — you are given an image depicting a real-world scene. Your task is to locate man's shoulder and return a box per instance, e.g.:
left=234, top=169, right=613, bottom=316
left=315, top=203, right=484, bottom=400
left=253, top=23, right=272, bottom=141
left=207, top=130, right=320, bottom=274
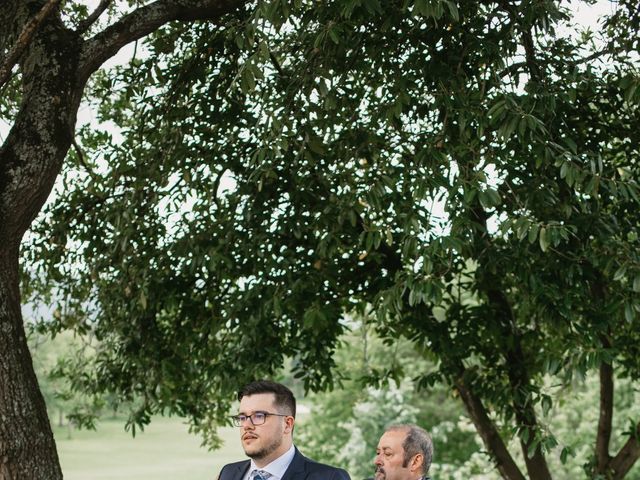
left=218, top=459, right=250, bottom=480
left=298, top=454, right=351, bottom=479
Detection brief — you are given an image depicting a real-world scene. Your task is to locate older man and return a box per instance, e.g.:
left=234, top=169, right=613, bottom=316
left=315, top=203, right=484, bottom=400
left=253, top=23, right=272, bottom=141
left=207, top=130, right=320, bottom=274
left=373, top=424, right=433, bottom=480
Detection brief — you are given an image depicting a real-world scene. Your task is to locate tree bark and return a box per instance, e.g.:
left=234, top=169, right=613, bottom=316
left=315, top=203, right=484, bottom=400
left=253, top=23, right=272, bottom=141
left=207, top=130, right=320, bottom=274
left=455, top=373, right=526, bottom=480
left=0, top=247, right=63, bottom=479
left=0, top=7, right=80, bottom=478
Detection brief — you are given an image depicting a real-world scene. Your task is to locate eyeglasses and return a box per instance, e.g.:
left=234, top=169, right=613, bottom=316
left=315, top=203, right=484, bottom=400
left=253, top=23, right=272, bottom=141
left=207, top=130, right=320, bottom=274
left=230, top=411, right=289, bottom=427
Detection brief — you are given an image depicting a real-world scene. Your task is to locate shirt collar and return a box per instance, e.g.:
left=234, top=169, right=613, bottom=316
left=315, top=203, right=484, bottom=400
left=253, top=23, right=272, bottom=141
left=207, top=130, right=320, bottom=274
left=248, top=444, right=296, bottom=480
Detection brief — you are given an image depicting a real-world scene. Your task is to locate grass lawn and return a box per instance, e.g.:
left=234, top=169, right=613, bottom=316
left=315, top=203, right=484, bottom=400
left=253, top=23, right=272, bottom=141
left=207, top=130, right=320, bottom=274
left=53, top=416, right=243, bottom=479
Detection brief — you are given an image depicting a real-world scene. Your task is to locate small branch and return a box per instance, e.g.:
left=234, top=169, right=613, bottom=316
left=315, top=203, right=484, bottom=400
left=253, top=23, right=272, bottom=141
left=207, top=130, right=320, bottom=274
left=76, top=0, right=112, bottom=34
left=610, top=422, right=640, bottom=480
left=0, top=0, right=63, bottom=90
left=72, top=138, right=99, bottom=181
left=571, top=46, right=629, bottom=66
left=269, top=50, right=285, bottom=77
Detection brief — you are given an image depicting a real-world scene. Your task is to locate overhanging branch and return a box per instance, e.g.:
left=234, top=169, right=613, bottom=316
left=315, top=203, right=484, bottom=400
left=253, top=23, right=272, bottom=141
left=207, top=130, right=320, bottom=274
left=77, top=0, right=245, bottom=84
left=0, top=0, right=63, bottom=90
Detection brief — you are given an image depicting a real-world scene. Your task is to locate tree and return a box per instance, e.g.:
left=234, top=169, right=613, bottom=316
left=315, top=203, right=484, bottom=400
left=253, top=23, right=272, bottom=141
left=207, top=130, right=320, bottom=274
left=4, top=1, right=640, bottom=479
left=0, top=0, right=246, bottom=477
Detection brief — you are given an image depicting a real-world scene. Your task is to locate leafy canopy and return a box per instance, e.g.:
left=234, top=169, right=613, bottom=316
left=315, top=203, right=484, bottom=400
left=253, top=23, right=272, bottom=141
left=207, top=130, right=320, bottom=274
left=22, top=0, right=640, bottom=466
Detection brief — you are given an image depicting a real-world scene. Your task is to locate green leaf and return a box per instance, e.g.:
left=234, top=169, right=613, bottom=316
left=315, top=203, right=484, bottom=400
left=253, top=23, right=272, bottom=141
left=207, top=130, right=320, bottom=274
left=625, top=302, right=635, bottom=323
left=539, top=227, right=549, bottom=252
left=613, top=266, right=627, bottom=282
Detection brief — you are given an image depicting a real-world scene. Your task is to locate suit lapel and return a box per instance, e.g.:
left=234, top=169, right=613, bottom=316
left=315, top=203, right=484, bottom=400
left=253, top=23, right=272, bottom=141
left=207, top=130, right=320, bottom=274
left=281, top=448, right=306, bottom=480
left=235, top=460, right=251, bottom=480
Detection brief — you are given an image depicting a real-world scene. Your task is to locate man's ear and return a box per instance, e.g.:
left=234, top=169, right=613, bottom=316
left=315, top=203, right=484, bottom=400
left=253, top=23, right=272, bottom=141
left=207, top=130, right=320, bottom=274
left=409, top=453, right=424, bottom=474
left=284, top=415, right=295, bottom=434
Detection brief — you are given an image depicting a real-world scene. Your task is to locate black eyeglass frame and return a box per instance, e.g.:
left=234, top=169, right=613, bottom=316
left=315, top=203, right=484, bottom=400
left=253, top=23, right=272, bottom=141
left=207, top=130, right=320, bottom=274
left=230, top=411, right=289, bottom=427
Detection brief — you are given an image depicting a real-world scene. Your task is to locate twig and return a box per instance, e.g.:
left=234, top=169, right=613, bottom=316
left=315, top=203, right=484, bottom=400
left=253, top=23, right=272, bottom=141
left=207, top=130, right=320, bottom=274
left=76, top=0, right=112, bottom=34
left=0, top=0, right=63, bottom=90
left=72, top=137, right=99, bottom=180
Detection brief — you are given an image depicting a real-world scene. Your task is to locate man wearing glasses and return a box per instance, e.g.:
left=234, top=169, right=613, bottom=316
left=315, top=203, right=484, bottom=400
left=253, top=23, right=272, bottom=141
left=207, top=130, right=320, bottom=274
left=218, top=380, right=351, bottom=480
left=373, top=424, right=433, bottom=480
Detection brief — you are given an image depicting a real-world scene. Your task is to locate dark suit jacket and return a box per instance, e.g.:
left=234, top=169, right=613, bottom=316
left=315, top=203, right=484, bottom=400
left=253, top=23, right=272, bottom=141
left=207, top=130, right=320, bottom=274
left=218, top=447, right=351, bottom=480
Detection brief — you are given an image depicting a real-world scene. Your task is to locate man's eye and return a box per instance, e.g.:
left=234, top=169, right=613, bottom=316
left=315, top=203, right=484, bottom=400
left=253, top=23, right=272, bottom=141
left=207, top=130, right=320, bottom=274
left=254, top=413, right=266, bottom=420
left=237, top=415, right=247, bottom=421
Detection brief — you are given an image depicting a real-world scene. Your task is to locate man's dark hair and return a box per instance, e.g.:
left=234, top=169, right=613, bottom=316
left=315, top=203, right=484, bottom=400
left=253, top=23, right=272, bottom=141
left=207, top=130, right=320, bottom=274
left=238, top=380, right=296, bottom=417
left=386, top=424, right=433, bottom=475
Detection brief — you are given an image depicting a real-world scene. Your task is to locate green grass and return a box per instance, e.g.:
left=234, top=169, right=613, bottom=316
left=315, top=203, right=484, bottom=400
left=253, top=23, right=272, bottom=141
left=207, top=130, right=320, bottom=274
left=53, top=417, right=242, bottom=479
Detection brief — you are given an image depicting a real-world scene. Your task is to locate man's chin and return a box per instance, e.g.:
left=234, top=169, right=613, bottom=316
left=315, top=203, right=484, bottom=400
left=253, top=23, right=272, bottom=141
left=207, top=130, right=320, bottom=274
left=374, top=471, right=385, bottom=480
left=244, top=449, right=265, bottom=460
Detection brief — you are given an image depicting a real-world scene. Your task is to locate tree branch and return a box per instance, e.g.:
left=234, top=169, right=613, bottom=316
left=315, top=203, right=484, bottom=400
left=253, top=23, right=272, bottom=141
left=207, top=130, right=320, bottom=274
left=595, top=339, right=614, bottom=474
left=610, top=422, right=640, bottom=480
left=497, top=0, right=541, bottom=82
left=467, top=176, right=551, bottom=479
left=455, top=371, right=526, bottom=480
left=72, top=138, right=99, bottom=181
left=76, top=0, right=112, bottom=34
left=77, top=0, right=245, bottom=85
left=489, top=287, right=552, bottom=480
left=0, top=0, right=63, bottom=90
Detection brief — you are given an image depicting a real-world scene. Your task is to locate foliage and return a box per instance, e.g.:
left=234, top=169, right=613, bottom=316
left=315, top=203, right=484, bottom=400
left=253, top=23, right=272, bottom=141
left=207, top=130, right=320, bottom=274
left=19, top=0, right=640, bottom=477
left=298, top=325, right=640, bottom=479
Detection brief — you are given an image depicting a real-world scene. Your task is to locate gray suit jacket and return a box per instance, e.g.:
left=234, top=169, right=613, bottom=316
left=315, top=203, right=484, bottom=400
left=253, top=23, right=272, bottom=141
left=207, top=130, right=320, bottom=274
left=218, top=447, right=350, bottom=480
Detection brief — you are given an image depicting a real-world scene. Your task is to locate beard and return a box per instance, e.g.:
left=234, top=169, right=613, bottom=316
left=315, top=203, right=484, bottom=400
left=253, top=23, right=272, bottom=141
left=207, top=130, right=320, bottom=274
left=374, top=467, right=386, bottom=480
left=245, top=435, right=284, bottom=461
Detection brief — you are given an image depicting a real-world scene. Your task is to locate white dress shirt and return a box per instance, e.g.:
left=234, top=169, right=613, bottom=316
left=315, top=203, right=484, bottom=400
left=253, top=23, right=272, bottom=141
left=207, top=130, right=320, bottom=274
left=243, top=444, right=296, bottom=480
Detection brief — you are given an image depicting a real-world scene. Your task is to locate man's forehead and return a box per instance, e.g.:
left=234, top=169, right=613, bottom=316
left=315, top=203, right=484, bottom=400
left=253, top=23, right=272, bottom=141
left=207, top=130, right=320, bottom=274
left=378, top=429, right=408, bottom=448
left=239, top=392, right=276, bottom=409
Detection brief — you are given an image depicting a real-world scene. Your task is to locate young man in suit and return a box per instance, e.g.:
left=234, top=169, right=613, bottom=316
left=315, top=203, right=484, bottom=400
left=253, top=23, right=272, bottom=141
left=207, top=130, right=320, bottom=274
left=218, top=380, right=351, bottom=480
left=373, top=424, right=433, bottom=480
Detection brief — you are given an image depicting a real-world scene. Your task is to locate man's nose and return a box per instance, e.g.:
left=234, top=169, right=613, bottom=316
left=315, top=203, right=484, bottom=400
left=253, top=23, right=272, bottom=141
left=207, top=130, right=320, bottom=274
left=241, top=418, right=255, bottom=429
left=374, top=454, right=382, bottom=466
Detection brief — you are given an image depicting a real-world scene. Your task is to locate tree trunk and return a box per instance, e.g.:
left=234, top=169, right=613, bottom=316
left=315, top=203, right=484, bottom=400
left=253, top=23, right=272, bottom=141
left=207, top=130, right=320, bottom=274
left=0, top=8, right=81, bottom=477
left=595, top=357, right=614, bottom=474
left=0, top=247, right=63, bottom=479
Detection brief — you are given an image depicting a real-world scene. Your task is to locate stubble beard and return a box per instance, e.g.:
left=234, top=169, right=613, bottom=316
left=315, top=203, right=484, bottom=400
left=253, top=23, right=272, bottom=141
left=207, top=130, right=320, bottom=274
left=245, top=435, right=284, bottom=462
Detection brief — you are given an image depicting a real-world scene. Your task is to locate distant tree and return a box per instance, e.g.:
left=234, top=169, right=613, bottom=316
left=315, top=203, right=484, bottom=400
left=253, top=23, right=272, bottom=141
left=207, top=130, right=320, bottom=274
left=3, top=0, right=640, bottom=479
left=28, top=328, right=106, bottom=432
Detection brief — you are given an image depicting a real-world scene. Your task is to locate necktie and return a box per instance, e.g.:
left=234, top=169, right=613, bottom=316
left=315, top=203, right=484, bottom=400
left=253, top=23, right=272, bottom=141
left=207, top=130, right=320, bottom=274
left=252, top=470, right=270, bottom=480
